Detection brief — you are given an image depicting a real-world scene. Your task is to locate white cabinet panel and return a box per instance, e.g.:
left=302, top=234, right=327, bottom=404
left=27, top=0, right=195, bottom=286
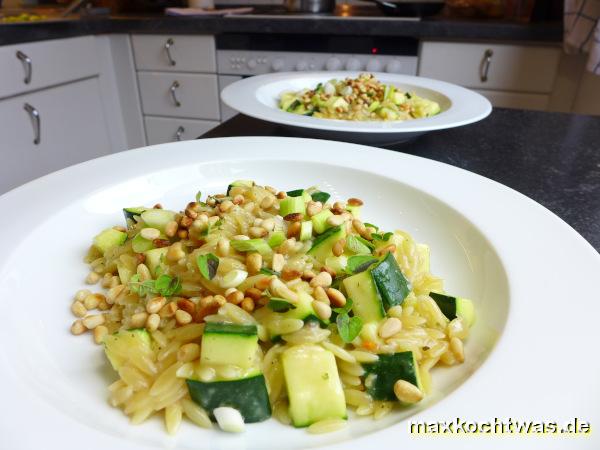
left=419, top=42, right=561, bottom=93
left=145, top=116, right=218, bottom=145
left=474, top=89, right=550, bottom=111
left=0, top=36, right=99, bottom=100
left=132, top=35, right=216, bottom=73
left=137, top=72, right=220, bottom=120
left=218, top=75, right=243, bottom=121
left=0, top=78, right=111, bottom=194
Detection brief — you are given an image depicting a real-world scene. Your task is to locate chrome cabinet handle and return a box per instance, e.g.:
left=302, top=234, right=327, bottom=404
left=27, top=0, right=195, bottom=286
left=24, top=103, right=41, bottom=145
left=164, top=38, right=176, bottom=66
left=480, top=49, right=493, bottom=82
left=174, top=126, right=185, bottom=141
left=169, top=81, right=181, bottom=107
left=16, top=51, right=32, bottom=84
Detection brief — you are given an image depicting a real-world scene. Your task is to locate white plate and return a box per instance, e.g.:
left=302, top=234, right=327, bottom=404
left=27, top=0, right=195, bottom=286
left=0, top=137, right=598, bottom=450
left=221, top=72, right=492, bottom=144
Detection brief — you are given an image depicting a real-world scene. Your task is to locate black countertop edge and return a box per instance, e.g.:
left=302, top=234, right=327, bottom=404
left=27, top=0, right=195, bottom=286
left=0, top=15, right=563, bottom=46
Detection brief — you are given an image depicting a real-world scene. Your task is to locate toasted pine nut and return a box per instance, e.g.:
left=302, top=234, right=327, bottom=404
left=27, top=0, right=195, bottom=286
left=281, top=268, right=302, bottom=281
left=326, top=288, right=346, bottom=307
left=93, top=325, right=108, bottom=344
left=136, top=264, right=152, bottom=282
left=276, top=191, right=287, bottom=199
left=278, top=238, right=297, bottom=255
left=450, top=337, right=465, bottom=363
left=393, top=380, right=423, bottom=404
left=140, top=227, right=160, bottom=240
left=326, top=215, right=346, bottom=227
left=331, top=201, right=346, bottom=214
left=82, top=314, right=105, bottom=330
left=255, top=276, right=272, bottom=290
left=245, top=287, right=263, bottom=301
left=232, top=235, right=250, bottom=241
left=146, top=313, right=160, bottom=331
left=232, top=194, right=245, bottom=205
left=301, top=270, right=316, bottom=281
left=245, top=253, right=263, bottom=275
left=249, top=227, right=268, bottom=238
left=165, top=221, right=179, bottom=237
left=287, top=222, right=301, bottom=238
left=167, top=242, right=186, bottom=262
left=146, top=296, right=167, bottom=314
left=313, top=286, right=330, bottom=304
left=260, top=195, right=275, bottom=210
left=83, top=293, right=102, bottom=310
left=376, top=244, right=396, bottom=257
left=159, top=302, right=178, bottom=318
left=332, top=239, right=346, bottom=257
left=216, top=238, right=230, bottom=257
left=241, top=297, right=255, bottom=312
left=379, top=317, right=402, bottom=339
left=71, top=319, right=86, bottom=335
left=75, top=289, right=91, bottom=302
left=283, top=213, right=303, bottom=222
left=107, top=285, right=125, bottom=304
left=352, top=219, right=366, bottom=234
left=71, top=301, right=87, bottom=317
left=85, top=272, right=100, bottom=285
left=306, top=201, right=323, bottom=217
left=269, top=278, right=298, bottom=303
left=261, top=218, right=275, bottom=231
left=272, top=253, right=285, bottom=272
left=310, top=271, right=332, bottom=288
left=177, top=229, right=188, bottom=239
left=219, top=200, right=234, bottom=213
left=347, top=198, right=364, bottom=206
left=312, top=300, right=332, bottom=321
left=178, top=343, right=201, bottom=362
left=153, top=238, right=171, bottom=248
left=179, top=216, right=193, bottom=229
left=130, top=312, right=148, bottom=328
left=185, top=207, right=198, bottom=219
left=226, top=289, right=244, bottom=305
left=175, top=309, right=192, bottom=325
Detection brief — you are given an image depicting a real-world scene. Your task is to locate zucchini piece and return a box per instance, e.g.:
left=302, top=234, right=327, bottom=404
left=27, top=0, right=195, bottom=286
left=299, top=221, right=313, bottom=241
left=343, top=270, right=385, bottom=323
left=267, top=231, right=286, bottom=248
left=345, top=235, right=372, bottom=255
left=144, top=247, right=168, bottom=277
left=345, top=204, right=362, bottom=219
left=186, top=375, right=271, bottom=423
left=227, top=180, right=254, bottom=196
left=131, top=233, right=155, bottom=253
left=310, top=209, right=334, bottom=234
left=140, top=209, right=176, bottom=233
left=363, top=351, right=422, bottom=401
left=117, top=262, right=134, bottom=285
left=123, top=207, right=146, bottom=222
left=282, top=344, right=347, bottom=427
left=201, top=323, right=259, bottom=369
left=279, top=196, right=305, bottom=217
left=231, top=238, right=272, bottom=255
left=286, top=189, right=304, bottom=198
left=371, top=252, right=410, bottom=309
left=267, top=292, right=325, bottom=339
left=104, top=329, right=153, bottom=372
left=429, top=292, right=475, bottom=327
left=311, top=191, right=330, bottom=204
left=307, top=225, right=346, bottom=264
left=367, top=101, right=380, bottom=113
left=93, top=228, right=127, bottom=255
left=324, top=255, right=347, bottom=275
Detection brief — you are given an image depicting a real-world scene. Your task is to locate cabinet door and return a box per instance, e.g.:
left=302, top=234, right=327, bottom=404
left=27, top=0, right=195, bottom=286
left=145, top=116, right=219, bottom=145
left=131, top=35, right=216, bottom=73
left=0, top=77, right=111, bottom=194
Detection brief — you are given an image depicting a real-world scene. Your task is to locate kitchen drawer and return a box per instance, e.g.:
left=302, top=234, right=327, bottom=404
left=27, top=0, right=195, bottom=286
left=475, top=89, right=550, bottom=111
left=132, top=35, right=216, bottom=73
left=419, top=42, right=561, bottom=94
left=145, top=116, right=219, bottom=145
left=0, top=78, right=111, bottom=194
left=138, top=72, right=220, bottom=120
left=0, top=36, right=99, bottom=100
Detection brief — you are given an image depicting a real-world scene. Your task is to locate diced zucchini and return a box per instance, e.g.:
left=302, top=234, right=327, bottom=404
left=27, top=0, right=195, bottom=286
left=279, top=196, right=305, bottom=217
left=144, top=247, right=168, bottom=277
left=363, top=351, right=422, bottom=401
left=227, top=180, right=254, bottom=196
left=345, top=235, right=372, bottom=255
left=186, top=375, right=271, bottom=423
left=93, top=228, right=127, bottom=255
left=429, top=292, right=475, bottom=327
left=311, top=191, right=330, bottom=204
left=282, top=344, right=347, bottom=427
left=370, top=252, right=410, bottom=309
left=345, top=204, right=362, bottom=219
left=123, top=207, right=146, bottom=222
left=280, top=94, right=298, bottom=112
left=307, top=225, right=346, bottom=264
left=131, top=233, right=155, bottom=253
left=231, top=238, right=272, bottom=255
left=310, top=209, right=333, bottom=234
left=103, top=329, right=154, bottom=372
left=343, top=270, right=385, bottom=323
left=324, top=255, right=347, bottom=274
left=267, top=292, right=324, bottom=339
left=368, top=101, right=380, bottom=113
left=299, top=221, right=313, bottom=241
left=117, top=262, right=134, bottom=285
left=201, top=323, right=259, bottom=370
left=286, top=189, right=304, bottom=198
left=140, top=209, right=176, bottom=233
left=267, top=231, right=286, bottom=248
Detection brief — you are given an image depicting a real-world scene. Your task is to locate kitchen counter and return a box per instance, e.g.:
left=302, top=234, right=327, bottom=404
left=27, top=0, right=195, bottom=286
left=0, top=9, right=562, bottom=46
left=201, top=109, right=600, bottom=251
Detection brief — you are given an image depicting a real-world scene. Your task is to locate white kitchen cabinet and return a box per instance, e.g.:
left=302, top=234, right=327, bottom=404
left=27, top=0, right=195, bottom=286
left=0, top=78, right=111, bottom=193
left=132, top=35, right=216, bottom=73
left=145, top=116, right=219, bottom=145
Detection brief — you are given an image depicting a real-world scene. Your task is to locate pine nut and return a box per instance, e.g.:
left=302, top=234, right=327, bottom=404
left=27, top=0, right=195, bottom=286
left=258, top=196, right=273, bottom=210
left=347, top=198, right=363, bottom=206
left=82, top=314, right=105, bottom=330
left=107, top=285, right=125, bottom=304
left=326, top=288, right=346, bottom=307
left=249, top=226, right=268, bottom=238
left=312, top=300, right=332, bottom=321
left=178, top=298, right=196, bottom=315
left=352, top=219, right=366, bottom=234
left=130, top=312, right=148, bottom=328
left=146, top=296, right=167, bottom=314
left=178, top=343, right=201, bottom=362
left=244, top=253, right=262, bottom=275
left=113, top=225, right=127, bottom=233
left=379, top=317, right=402, bottom=339
left=219, top=200, right=234, bottom=213
left=387, top=305, right=403, bottom=318
left=136, top=264, right=152, bottom=282
left=376, top=244, right=396, bottom=257
left=393, top=380, right=423, bottom=404
left=180, top=216, right=193, bottom=229
left=245, top=287, right=263, bottom=301
left=255, top=276, right=272, bottom=290
left=159, top=302, right=178, bottom=318
left=241, top=297, right=255, bottom=312
left=75, top=289, right=91, bottom=302
left=276, top=191, right=287, bottom=199
left=278, top=238, right=297, bottom=255
left=140, top=228, right=160, bottom=240
left=272, top=253, right=285, bottom=272
left=226, top=290, right=244, bottom=305
left=146, top=313, right=160, bottom=331
left=70, top=319, right=86, bottom=335
left=232, top=235, right=250, bottom=241
left=153, top=238, right=170, bottom=248
left=85, top=272, right=100, bottom=284
left=167, top=242, right=186, bottom=262
left=281, top=268, right=302, bottom=281
left=110, top=276, right=120, bottom=288
left=175, top=309, right=192, bottom=325
left=326, top=215, right=345, bottom=227
left=313, top=286, right=330, bottom=304
left=214, top=295, right=227, bottom=306
left=331, top=201, right=346, bottom=214
left=283, top=213, right=303, bottom=222
left=185, top=207, right=198, bottom=219
left=450, top=337, right=465, bottom=363
left=310, top=271, right=332, bottom=288
left=232, top=194, right=245, bottom=205
left=321, top=266, right=337, bottom=277
left=71, top=301, right=87, bottom=317
left=269, top=278, right=298, bottom=303
left=261, top=218, right=275, bottom=231
left=101, top=273, right=113, bottom=288
left=306, top=201, right=322, bottom=217
left=93, top=325, right=108, bottom=344
left=165, top=221, right=179, bottom=237
left=98, top=299, right=110, bottom=311
left=332, top=239, right=346, bottom=257
left=177, top=229, right=188, bottom=239
left=214, top=238, right=229, bottom=257
left=287, top=222, right=301, bottom=238
left=83, top=293, right=101, bottom=310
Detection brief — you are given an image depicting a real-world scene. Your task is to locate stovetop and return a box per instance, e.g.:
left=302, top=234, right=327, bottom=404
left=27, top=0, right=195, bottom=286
left=228, top=4, right=421, bottom=20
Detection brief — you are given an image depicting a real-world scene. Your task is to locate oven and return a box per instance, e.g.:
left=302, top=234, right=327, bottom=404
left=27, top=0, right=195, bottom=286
left=216, top=33, right=419, bottom=121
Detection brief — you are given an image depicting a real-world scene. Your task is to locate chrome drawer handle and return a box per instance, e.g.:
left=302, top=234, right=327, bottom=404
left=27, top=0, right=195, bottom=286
left=164, top=38, right=176, bottom=66
left=480, top=49, right=493, bottom=82
left=16, top=51, right=32, bottom=84
left=174, top=126, right=185, bottom=141
left=169, top=81, right=181, bottom=107
left=24, top=103, right=41, bottom=145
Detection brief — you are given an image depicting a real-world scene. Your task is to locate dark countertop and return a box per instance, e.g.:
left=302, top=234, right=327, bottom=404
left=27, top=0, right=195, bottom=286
left=0, top=10, right=562, bottom=46
left=201, top=109, right=600, bottom=251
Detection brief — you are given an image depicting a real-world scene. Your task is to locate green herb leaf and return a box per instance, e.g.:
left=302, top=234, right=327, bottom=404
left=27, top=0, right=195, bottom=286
left=260, top=267, right=281, bottom=277
left=311, top=191, right=330, bottom=203
left=336, top=311, right=363, bottom=343
left=286, top=189, right=305, bottom=197
left=372, top=231, right=393, bottom=242
left=346, top=255, right=378, bottom=274
left=154, top=274, right=182, bottom=297
left=267, top=298, right=297, bottom=313
left=128, top=274, right=140, bottom=293
left=332, top=298, right=354, bottom=316
left=195, top=191, right=202, bottom=202
left=196, top=253, right=219, bottom=280
left=364, top=222, right=379, bottom=231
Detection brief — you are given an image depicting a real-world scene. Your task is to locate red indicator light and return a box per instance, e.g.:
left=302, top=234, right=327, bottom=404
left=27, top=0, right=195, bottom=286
left=371, top=47, right=378, bottom=54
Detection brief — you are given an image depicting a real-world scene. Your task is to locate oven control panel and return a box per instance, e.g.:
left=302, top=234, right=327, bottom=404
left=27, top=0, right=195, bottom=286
left=217, top=50, right=417, bottom=76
